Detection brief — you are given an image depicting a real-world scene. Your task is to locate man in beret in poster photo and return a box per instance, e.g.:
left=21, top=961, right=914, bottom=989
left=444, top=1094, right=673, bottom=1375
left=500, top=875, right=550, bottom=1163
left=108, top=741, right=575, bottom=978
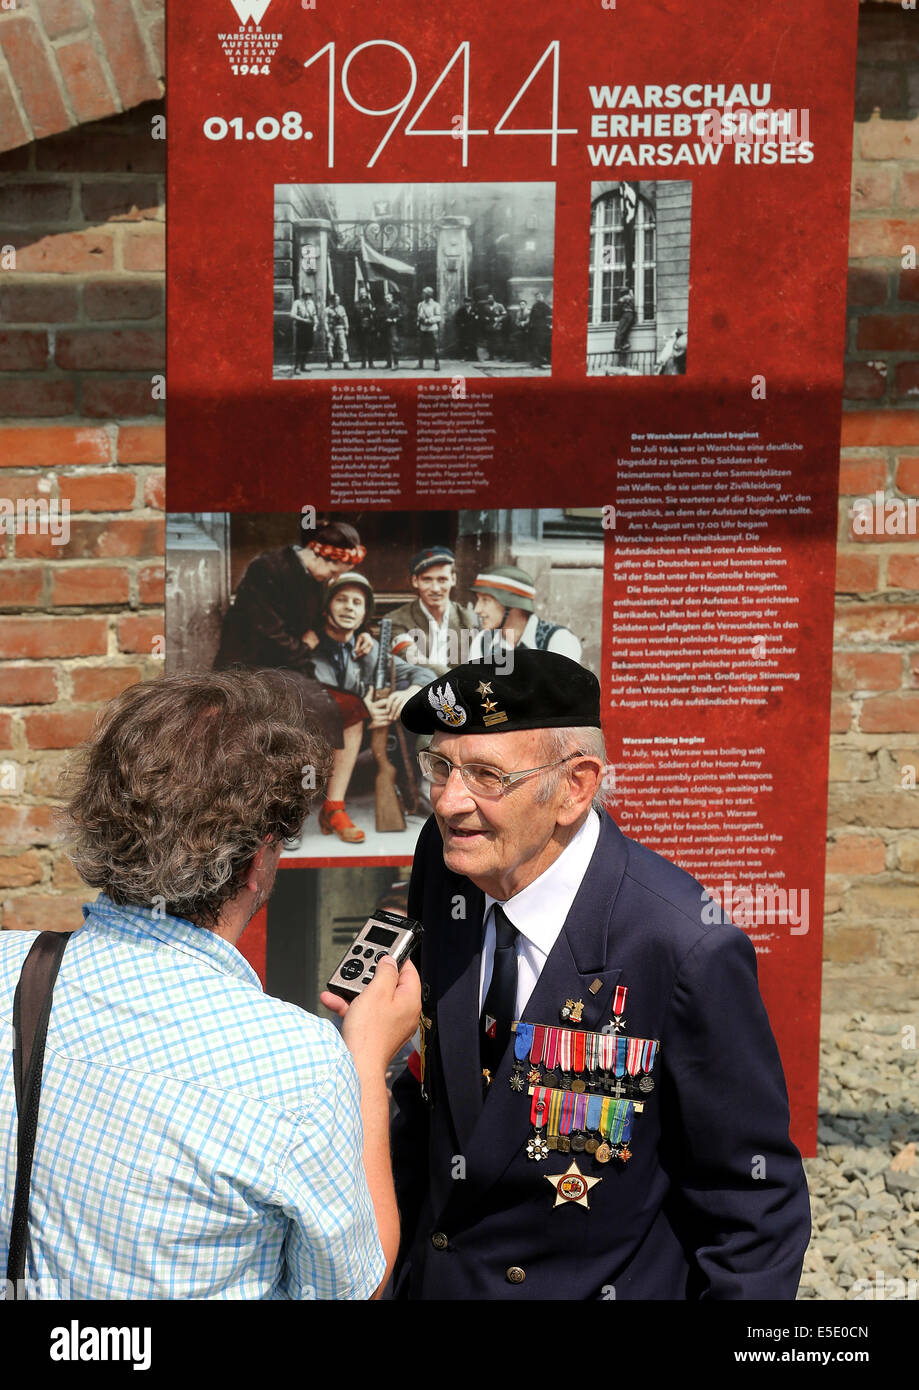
left=382, top=649, right=810, bottom=1300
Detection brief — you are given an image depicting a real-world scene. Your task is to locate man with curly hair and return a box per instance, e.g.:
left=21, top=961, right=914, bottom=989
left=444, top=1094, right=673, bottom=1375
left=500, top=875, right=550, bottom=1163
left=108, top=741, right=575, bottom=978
left=0, top=670, right=420, bottom=1300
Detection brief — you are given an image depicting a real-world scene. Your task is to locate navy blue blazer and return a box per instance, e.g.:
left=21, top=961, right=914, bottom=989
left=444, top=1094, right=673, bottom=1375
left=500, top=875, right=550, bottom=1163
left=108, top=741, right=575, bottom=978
left=390, top=811, right=811, bottom=1300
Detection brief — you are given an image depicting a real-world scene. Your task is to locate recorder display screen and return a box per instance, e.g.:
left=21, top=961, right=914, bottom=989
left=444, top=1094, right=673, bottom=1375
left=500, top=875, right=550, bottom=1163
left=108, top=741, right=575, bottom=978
left=365, top=925, right=399, bottom=948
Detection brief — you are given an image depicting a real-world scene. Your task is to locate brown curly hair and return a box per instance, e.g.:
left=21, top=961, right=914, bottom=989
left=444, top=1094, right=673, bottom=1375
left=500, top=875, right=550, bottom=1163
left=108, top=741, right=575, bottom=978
left=62, top=669, right=332, bottom=928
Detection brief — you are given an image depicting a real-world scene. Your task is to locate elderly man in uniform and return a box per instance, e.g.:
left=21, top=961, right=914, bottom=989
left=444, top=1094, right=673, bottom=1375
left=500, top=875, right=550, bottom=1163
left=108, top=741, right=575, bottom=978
left=388, top=546, right=479, bottom=678
left=370, top=650, right=810, bottom=1300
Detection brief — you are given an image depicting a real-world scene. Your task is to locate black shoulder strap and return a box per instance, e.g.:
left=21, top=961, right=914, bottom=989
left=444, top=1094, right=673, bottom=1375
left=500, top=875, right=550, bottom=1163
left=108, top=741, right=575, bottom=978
left=6, top=931, right=72, bottom=1299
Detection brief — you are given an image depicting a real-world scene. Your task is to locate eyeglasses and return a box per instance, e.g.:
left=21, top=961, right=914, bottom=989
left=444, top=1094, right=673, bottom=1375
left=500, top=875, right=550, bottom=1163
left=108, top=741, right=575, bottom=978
left=417, top=749, right=583, bottom=799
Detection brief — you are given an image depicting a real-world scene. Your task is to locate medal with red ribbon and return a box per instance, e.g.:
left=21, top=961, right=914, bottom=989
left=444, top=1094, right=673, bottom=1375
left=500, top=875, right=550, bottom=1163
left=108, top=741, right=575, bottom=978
left=526, top=1084, right=551, bottom=1160
left=609, top=984, right=628, bottom=1034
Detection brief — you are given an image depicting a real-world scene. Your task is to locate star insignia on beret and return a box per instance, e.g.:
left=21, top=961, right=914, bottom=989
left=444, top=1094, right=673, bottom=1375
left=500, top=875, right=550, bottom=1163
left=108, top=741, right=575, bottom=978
left=475, top=681, right=494, bottom=696
left=545, top=1159, right=602, bottom=1209
left=481, top=697, right=498, bottom=713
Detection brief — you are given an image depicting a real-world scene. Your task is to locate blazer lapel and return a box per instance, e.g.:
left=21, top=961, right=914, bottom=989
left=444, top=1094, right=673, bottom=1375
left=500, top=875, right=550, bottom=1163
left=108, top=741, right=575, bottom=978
left=433, top=877, right=486, bottom=1150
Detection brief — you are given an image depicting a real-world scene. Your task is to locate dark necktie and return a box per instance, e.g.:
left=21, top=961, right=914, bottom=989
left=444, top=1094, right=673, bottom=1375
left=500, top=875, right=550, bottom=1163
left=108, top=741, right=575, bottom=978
left=480, top=904, right=518, bottom=1081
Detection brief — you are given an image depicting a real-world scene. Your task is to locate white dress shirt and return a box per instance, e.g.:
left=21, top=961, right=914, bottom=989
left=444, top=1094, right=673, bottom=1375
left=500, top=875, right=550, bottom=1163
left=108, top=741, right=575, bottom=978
left=419, top=600, right=452, bottom=672
left=478, top=809, right=601, bottom=1017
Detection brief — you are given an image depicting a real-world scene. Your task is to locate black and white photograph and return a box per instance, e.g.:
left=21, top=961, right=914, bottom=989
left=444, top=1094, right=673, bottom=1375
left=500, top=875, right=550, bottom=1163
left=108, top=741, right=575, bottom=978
left=273, top=183, right=556, bottom=379
left=587, top=180, right=691, bottom=377
left=165, top=508, right=604, bottom=861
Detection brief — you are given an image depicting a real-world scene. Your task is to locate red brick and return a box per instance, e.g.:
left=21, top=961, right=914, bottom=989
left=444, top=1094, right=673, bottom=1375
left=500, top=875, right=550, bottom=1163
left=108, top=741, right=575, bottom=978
left=860, top=693, right=919, bottom=733
left=0, top=181, right=73, bottom=223
left=847, top=264, right=888, bottom=307
left=143, top=471, right=164, bottom=510
left=81, top=178, right=159, bottom=223
left=825, top=835, right=887, bottom=877
left=91, top=0, right=161, bottom=108
left=859, top=118, right=919, bottom=163
left=901, top=171, right=919, bottom=209
left=28, top=754, right=69, bottom=797
left=0, top=143, right=31, bottom=173
left=0, top=615, right=107, bottom=658
left=0, top=66, right=29, bottom=154
left=51, top=855, right=85, bottom=890
left=849, top=218, right=918, bottom=260
left=0, top=425, right=110, bottom=468
left=0, top=377, right=75, bottom=418
left=117, top=424, right=163, bottom=463
left=835, top=551, right=880, bottom=592
left=830, top=695, right=852, bottom=733
left=37, top=0, right=90, bottom=39
left=839, top=454, right=887, bottom=494
left=0, top=330, right=49, bottom=371
left=0, top=852, right=43, bottom=889
left=55, top=38, right=118, bottom=124
left=81, top=379, right=162, bottom=418
left=856, top=315, right=919, bottom=352
left=0, top=665, right=58, bottom=705
left=150, top=16, right=164, bottom=72
left=901, top=269, right=919, bottom=304
left=0, top=804, right=60, bottom=845
left=0, top=475, right=56, bottom=503
left=116, top=612, right=163, bottom=654
left=844, top=360, right=887, bottom=400
left=0, top=712, right=13, bottom=746
left=12, top=228, right=114, bottom=273
left=138, top=561, right=164, bottom=602
left=850, top=166, right=896, bottom=212
left=24, top=707, right=98, bottom=749
left=895, top=362, right=919, bottom=399
left=1, top=895, right=89, bottom=933
left=16, top=516, right=163, bottom=559
left=70, top=663, right=141, bottom=702
left=0, top=17, right=70, bottom=141
left=897, top=456, right=919, bottom=494
left=835, top=603, right=919, bottom=644
left=912, top=654, right=919, bottom=688
left=842, top=412, right=919, bottom=448
left=0, top=566, right=44, bottom=607
left=55, top=328, right=164, bottom=371
left=888, top=554, right=919, bottom=589
left=0, top=282, right=79, bottom=322
left=61, top=472, right=136, bottom=511
left=122, top=224, right=164, bottom=271
left=36, top=119, right=165, bottom=174
left=833, top=651, right=903, bottom=691
left=83, top=278, right=162, bottom=320
left=50, top=564, right=131, bottom=606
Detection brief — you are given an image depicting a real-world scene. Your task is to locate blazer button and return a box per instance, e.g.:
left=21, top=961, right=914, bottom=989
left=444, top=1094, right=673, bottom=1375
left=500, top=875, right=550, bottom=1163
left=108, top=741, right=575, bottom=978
left=431, top=1232, right=449, bottom=1251
left=506, top=1266, right=526, bottom=1285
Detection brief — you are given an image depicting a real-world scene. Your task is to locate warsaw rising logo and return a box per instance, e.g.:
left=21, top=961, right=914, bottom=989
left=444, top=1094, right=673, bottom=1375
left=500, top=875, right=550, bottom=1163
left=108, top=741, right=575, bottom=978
left=219, top=0, right=283, bottom=78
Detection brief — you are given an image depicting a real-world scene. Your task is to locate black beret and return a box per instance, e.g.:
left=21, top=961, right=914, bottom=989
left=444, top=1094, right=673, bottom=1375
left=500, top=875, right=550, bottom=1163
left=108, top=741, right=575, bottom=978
left=400, top=650, right=601, bottom=735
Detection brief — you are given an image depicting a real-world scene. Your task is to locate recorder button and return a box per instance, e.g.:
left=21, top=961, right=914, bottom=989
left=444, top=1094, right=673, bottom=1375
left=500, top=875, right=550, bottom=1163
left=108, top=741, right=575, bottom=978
left=340, top=959, right=363, bottom=980
left=375, top=951, right=388, bottom=962
left=363, top=947, right=374, bottom=958
left=351, top=945, right=363, bottom=955
left=361, top=976, right=372, bottom=985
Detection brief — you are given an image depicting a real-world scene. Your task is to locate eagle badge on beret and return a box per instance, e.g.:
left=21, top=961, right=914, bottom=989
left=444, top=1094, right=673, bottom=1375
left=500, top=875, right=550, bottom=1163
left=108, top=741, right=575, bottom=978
left=429, top=680, right=467, bottom=727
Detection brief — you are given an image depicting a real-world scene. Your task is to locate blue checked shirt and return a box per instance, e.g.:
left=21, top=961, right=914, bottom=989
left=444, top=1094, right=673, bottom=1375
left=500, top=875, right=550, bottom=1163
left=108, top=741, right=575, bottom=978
left=0, top=896, right=385, bottom=1300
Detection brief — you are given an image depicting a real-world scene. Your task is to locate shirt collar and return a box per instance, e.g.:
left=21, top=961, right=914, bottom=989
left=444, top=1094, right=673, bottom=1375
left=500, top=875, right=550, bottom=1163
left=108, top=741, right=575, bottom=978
left=80, top=894, right=263, bottom=989
left=484, top=810, right=601, bottom=956
left=419, top=599, right=450, bottom=631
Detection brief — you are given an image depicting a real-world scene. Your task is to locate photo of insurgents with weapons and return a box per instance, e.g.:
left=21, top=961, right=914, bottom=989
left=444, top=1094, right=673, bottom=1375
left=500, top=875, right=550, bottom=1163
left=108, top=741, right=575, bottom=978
left=168, top=507, right=603, bottom=861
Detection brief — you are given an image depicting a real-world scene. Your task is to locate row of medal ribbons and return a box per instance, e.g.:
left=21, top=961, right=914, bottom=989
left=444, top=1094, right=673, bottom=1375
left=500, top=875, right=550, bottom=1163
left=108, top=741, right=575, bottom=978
left=512, top=1022, right=660, bottom=1088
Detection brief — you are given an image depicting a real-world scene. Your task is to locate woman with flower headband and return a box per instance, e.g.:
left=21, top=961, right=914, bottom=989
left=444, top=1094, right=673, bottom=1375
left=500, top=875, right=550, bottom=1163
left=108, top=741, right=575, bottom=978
left=214, top=521, right=373, bottom=804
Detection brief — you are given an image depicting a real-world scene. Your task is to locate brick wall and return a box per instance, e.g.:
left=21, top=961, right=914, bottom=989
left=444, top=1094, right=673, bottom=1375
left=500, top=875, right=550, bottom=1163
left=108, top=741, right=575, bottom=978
left=0, top=4, right=917, bottom=1015
left=826, top=3, right=919, bottom=1010
left=0, top=0, right=162, bottom=154
left=0, top=100, right=165, bottom=928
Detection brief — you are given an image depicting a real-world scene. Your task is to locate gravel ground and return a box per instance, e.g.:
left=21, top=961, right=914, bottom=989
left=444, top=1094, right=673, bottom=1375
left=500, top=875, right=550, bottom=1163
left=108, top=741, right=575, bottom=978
left=798, top=1010, right=919, bottom=1301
